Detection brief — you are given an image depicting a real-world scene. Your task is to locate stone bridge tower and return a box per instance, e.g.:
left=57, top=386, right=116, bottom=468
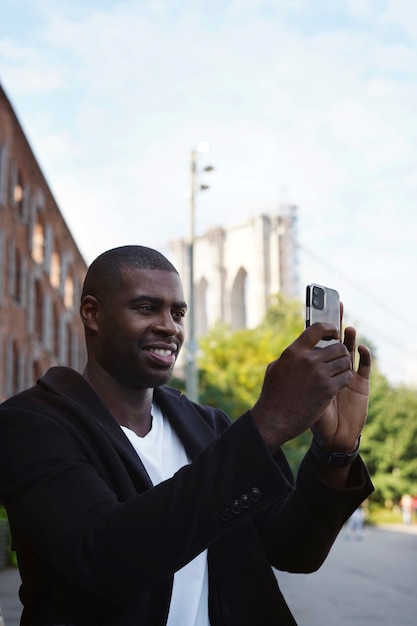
left=169, top=206, right=298, bottom=338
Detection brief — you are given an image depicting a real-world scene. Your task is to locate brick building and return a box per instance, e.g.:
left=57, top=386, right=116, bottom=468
left=0, top=84, right=87, bottom=402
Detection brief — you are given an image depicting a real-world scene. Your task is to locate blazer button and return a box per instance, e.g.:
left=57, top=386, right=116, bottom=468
left=231, top=499, right=242, bottom=514
left=220, top=507, right=232, bottom=522
left=240, top=494, right=250, bottom=508
left=249, top=487, right=262, bottom=502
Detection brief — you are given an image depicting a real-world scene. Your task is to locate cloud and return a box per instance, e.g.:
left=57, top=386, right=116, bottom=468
left=0, top=38, right=67, bottom=94
left=381, top=0, right=417, bottom=37
left=2, top=0, right=417, bottom=382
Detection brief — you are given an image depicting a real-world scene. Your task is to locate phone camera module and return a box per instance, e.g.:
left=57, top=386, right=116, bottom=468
left=312, top=286, right=325, bottom=310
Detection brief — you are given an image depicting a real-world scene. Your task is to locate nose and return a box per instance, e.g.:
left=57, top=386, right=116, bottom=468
left=152, top=311, right=181, bottom=336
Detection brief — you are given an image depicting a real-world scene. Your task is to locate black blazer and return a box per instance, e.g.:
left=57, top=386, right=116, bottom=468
left=0, top=367, right=373, bottom=625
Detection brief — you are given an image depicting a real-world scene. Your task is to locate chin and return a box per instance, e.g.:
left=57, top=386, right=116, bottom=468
left=137, top=369, right=173, bottom=389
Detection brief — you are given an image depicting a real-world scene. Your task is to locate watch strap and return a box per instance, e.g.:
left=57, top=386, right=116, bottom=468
left=310, top=436, right=361, bottom=467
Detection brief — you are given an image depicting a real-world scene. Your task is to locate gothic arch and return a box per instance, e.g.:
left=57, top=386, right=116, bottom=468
left=231, top=267, right=247, bottom=330
left=169, top=210, right=298, bottom=339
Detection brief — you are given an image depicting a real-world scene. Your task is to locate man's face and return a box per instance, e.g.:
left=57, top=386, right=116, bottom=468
left=94, top=268, right=187, bottom=389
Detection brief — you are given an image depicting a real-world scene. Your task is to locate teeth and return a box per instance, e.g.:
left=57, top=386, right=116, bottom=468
left=150, top=348, right=173, bottom=356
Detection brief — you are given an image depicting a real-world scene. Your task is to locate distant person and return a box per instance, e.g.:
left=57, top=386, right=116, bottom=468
left=0, top=245, right=373, bottom=625
left=400, top=493, right=413, bottom=525
left=346, top=506, right=365, bottom=540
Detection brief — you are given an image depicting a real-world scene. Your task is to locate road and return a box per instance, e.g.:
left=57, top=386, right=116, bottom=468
left=1, top=525, right=416, bottom=625
left=275, top=524, right=417, bottom=626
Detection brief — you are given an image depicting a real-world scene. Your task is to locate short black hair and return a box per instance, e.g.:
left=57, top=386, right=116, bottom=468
left=81, top=245, right=179, bottom=301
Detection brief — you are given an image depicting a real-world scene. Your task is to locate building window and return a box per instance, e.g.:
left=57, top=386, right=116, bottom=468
left=8, top=242, right=24, bottom=304
left=11, top=164, right=25, bottom=218
left=53, top=302, right=60, bottom=358
left=13, top=182, right=24, bottom=203
left=32, top=221, right=45, bottom=264
left=50, top=250, right=61, bottom=289
left=14, top=248, right=22, bottom=303
left=0, top=142, right=8, bottom=207
left=34, top=280, right=43, bottom=340
left=64, top=275, right=74, bottom=309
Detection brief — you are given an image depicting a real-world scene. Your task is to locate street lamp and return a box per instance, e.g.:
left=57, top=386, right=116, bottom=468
left=186, top=142, right=213, bottom=402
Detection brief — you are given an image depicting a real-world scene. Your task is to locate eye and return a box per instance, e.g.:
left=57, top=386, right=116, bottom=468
left=136, top=305, right=156, bottom=314
left=173, top=310, right=186, bottom=319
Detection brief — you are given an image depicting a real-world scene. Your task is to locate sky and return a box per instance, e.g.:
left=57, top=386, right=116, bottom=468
left=1, top=0, right=417, bottom=385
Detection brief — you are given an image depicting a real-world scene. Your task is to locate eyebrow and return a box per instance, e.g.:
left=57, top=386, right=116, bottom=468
left=128, top=295, right=188, bottom=310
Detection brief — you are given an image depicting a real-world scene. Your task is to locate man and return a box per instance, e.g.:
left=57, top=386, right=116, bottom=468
left=0, top=245, right=373, bottom=625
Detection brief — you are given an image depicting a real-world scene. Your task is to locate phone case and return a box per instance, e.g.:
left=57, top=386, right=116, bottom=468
left=306, top=284, right=340, bottom=348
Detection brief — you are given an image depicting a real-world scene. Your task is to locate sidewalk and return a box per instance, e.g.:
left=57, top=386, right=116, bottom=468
left=0, top=567, right=21, bottom=626
left=377, top=521, right=417, bottom=534
left=276, top=522, right=417, bottom=626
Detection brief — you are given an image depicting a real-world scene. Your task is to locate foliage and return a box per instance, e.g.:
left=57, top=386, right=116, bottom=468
left=171, top=295, right=417, bottom=504
left=198, top=295, right=304, bottom=420
left=175, top=292, right=417, bottom=509
left=197, top=295, right=311, bottom=470
left=366, top=504, right=403, bottom=526
left=361, top=366, right=417, bottom=506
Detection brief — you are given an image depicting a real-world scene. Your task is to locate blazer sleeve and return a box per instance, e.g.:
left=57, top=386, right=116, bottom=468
left=252, top=445, right=373, bottom=572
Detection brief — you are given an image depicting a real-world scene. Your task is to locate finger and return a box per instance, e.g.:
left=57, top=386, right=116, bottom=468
left=357, top=344, right=372, bottom=380
left=316, top=341, right=350, bottom=363
left=324, top=353, right=353, bottom=378
left=300, top=322, right=340, bottom=349
left=343, top=326, right=356, bottom=358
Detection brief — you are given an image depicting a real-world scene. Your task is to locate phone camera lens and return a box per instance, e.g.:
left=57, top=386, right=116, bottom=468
left=312, top=286, right=325, bottom=310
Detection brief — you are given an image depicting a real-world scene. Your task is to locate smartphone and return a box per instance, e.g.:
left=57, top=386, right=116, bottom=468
left=305, top=284, right=340, bottom=348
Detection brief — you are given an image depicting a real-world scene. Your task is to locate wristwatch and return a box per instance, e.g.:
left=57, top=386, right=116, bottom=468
left=310, top=436, right=361, bottom=467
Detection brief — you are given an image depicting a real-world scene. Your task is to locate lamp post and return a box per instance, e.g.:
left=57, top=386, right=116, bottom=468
left=186, top=141, right=213, bottom=402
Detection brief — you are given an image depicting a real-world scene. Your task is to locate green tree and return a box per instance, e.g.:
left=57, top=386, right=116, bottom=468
left=362, top=366, right=417, bottom=506
left=198, top=294, right=304, bottom=420
left=176, top=293, right=417, bottom=505
left=197, top=295, right=310, bottom=469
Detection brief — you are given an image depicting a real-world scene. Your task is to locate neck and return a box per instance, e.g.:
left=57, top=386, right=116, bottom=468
left=82, top=366, right=154, bottom=437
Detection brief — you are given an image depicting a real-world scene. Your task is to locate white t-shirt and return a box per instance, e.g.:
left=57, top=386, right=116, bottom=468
left=121, top=404, right=210, bottom=626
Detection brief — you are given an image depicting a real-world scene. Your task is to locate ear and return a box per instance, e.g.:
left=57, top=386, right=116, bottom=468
left=80, top=295, right=99, bottom=332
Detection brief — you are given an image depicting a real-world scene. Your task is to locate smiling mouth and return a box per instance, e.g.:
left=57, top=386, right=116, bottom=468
left=148, top=348, right=175, bottom=357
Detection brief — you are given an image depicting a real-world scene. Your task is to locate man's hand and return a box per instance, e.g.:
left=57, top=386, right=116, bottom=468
left=311, top=326, right=371, bottom=453
left=252, top=322, right=359, bottom=453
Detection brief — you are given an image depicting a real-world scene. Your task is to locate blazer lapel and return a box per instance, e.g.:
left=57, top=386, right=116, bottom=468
left=154, top=387, right=219, bottom=460
left=40, top=367, right=154, bottom=488
left=41, top=369, right=219, bottom=485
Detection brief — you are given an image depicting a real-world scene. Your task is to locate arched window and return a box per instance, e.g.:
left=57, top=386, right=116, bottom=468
left=50, top=250, right=61, bottom=289
left=64, top=275, right=74, bottom=309
left=32, top=221, right=45, bottom=264
left=34, top=280, right=43, bottom=340
left=14, top=247, right=22, bottom=303
left=52, top=302, right=60, bottom=358
left=231, top=267, right=247, bottom=330
left=12, top=167, right=25, bottom=218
